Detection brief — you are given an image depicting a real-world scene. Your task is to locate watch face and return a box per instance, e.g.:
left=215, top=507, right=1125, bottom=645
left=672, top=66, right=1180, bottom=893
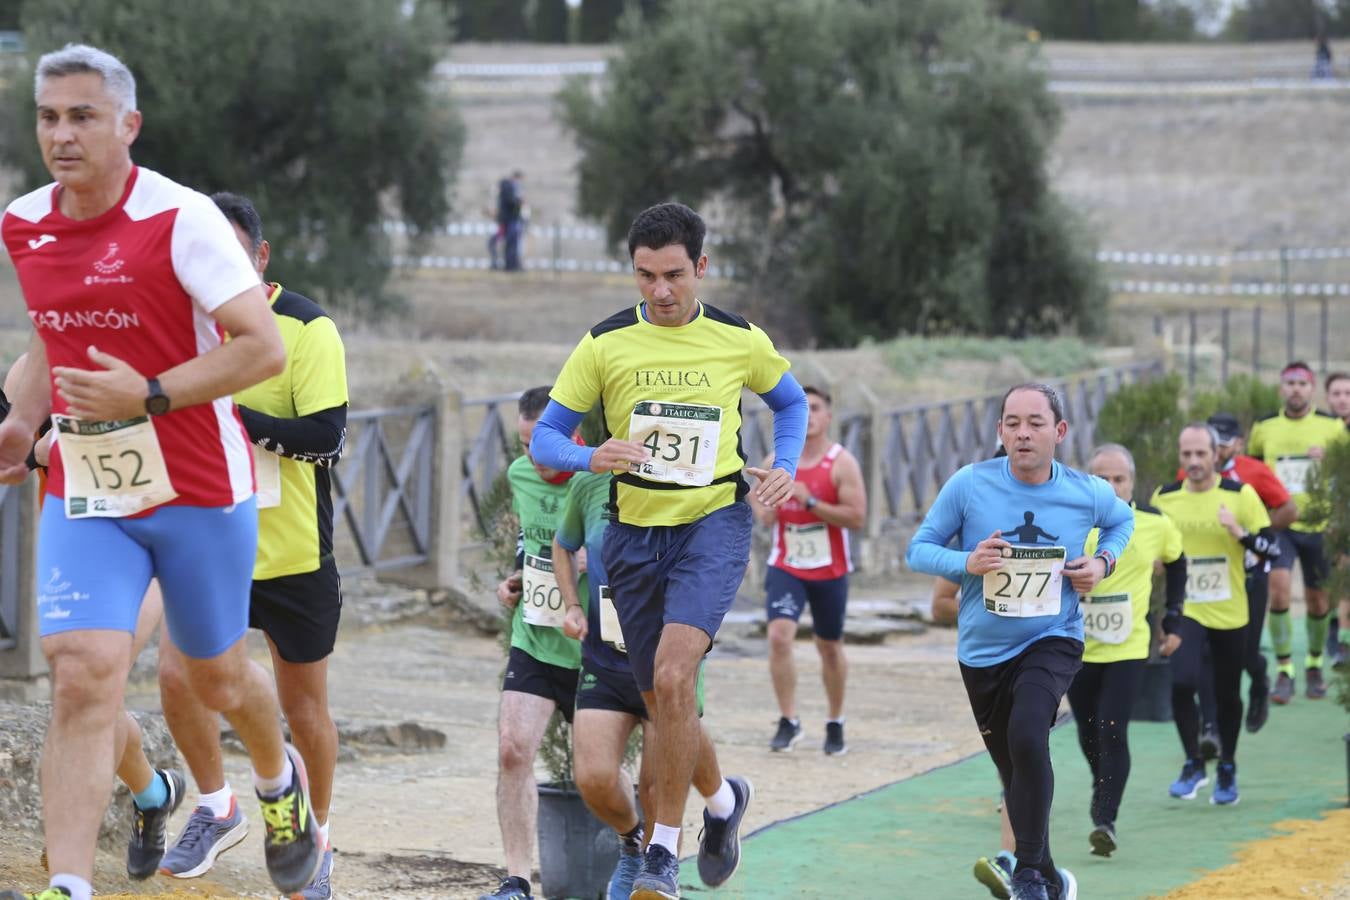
left=146, top=394, right=170, bottom=416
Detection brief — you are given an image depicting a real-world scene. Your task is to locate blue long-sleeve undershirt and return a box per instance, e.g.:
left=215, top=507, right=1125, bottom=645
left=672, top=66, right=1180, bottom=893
left=529, top=371, right=809, bottom=476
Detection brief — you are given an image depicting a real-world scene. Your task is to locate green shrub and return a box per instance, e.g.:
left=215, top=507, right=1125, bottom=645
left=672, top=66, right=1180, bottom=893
left=1302, top=438, right=1350, bottom=714
left=882, top=336, right=1098, bottom=380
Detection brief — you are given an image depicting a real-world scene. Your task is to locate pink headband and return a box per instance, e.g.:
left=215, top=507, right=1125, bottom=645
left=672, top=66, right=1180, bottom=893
left=1281, top=366, right=1314, bottom=382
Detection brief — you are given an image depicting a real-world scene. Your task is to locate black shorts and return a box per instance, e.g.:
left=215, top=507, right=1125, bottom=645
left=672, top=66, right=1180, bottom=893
left=249, top=555, right=342, bottom=664
left=574, top=662, right=649, bottom=720
left=1271, top=529, right=1329, bottom=589
left=503, top=646, right=579, bottom=723
left=959, top=637, right=1084, bottom=736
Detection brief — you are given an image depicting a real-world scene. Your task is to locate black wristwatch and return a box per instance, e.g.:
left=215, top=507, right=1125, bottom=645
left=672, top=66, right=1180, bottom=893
left=805, top=495, right=819, bottom=510
left=145, top=377, right=171, bottom=416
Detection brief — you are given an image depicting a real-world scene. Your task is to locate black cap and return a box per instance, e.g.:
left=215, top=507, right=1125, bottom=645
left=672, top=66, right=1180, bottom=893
left=1207, top=412, right=1241, bottom=444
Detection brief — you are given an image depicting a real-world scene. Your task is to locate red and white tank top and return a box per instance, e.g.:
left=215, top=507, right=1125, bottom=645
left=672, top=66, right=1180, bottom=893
left=2, top=166, right=262, bottom=509
left=768, top=443, right=852, bottom=580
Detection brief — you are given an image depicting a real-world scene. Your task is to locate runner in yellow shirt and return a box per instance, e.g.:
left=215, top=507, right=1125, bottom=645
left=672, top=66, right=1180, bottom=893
left=1246, top=361, right=1347, bottom=700
left=1154, top=424, right=1279, bottom=807
left=1068, top=443, right=1186, bottom=857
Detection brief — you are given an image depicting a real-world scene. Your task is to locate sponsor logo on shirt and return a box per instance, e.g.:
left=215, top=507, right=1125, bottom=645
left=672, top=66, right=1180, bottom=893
left=85, top=242, right=135, bottom=285
left=633, top=369, right=712, bottom=389
left=27, top=233, right=57, bottom=250
left=29, top=308, right=141, bottom=332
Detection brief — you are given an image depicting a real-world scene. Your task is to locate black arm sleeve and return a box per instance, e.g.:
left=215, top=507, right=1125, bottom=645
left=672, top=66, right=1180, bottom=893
left=1238, top=527, right=1281, bottom=561
left=237, top=404, right=347, bottom=468
left=1161, top=556, right=1187, bottom=635
left=515, top=528, right=525, bottom=572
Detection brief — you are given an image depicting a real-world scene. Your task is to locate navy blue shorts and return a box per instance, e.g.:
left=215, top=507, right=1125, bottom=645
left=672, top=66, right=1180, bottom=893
left=764, top=568, right=849, bottom=641
left=1271, top=529, right=1328, bottom=588
left=601, top=501, right=753, bottom=693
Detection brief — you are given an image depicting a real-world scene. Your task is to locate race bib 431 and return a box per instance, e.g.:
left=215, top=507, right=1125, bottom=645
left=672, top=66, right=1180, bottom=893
left=628, top=400, right=721, bottom=487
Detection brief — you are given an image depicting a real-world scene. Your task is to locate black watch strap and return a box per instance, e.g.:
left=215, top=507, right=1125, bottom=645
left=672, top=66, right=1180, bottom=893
left=145, top=377, right=170, bottom=416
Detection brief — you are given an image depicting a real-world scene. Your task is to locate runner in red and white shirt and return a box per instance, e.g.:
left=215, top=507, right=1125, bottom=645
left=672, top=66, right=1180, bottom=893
left=0, top=45, right=319, bottom=900
left=750, top=385, right=866, bottom=756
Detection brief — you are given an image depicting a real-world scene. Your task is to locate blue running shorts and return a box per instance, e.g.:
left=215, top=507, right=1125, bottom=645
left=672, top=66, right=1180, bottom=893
left=37, top=497, right=258, bottom=659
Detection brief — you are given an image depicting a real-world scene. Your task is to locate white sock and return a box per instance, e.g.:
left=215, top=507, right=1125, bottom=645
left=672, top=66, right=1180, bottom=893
left=827, top=717, right=845, bottom=726
left=253, top=753, right=295, bottom=798
left=650, top=823, right=680, bottom=855
left=318, top=818, right=331, bottom=850
left=705, top=779, right=736, bottom=819
left=199, top=784, right=234, bottom=819
left=50, top=874, right=92, bottom=900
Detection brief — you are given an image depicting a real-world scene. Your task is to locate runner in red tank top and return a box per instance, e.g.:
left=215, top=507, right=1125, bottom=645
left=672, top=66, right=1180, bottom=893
left=750, top=386, right=866, bottom=755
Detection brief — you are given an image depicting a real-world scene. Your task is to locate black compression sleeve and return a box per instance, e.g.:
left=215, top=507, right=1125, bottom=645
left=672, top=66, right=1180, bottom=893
left=237, top=404, right=347, bottom=468
left=1161, top=556, right=1187, bottom=635
left=1238, top=527, right=1280, bottom=560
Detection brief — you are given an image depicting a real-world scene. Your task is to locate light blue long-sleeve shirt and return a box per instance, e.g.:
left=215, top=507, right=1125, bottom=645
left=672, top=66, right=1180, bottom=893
left=906, top=457, right=1134, bottom=667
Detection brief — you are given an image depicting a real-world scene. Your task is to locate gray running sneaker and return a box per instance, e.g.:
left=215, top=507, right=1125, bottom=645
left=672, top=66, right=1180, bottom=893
left=160, top=800, right=249, bottom=878
left=1271, top=671, right=1295, bottom=705
left=1306, top=667, right=1326, bottom=699
left=1009, top=868, right=1050, bottom=900
left=697, top=776, right=753, bottom=888
left=631, top=844, right=680, bottom=900
left=292, top=847, right=334, bottom=900
left=769, top=717, right=802, bottom=752
left=823, top=721, right=848, bottom=756
left=127, top=768, right=186, bottom=879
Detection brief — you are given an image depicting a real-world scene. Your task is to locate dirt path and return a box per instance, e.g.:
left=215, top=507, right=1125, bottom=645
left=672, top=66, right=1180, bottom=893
left=0, top=583, right=986, bottom=899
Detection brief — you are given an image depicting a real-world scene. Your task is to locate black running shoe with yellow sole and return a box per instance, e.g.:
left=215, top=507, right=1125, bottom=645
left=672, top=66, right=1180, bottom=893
left=258, top=744, right=322, bottom=894
left=127, top=768, right=186, bottom=879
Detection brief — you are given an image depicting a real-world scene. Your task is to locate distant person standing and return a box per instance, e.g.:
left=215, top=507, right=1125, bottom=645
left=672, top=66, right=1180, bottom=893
left=1313, top=35, right=1333, bottom=79
left=489, top=170, right=525, bottom=272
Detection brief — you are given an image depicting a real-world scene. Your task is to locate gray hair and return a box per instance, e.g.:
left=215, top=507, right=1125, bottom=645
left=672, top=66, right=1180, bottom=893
left=35, top=44, right=137, bottom=115
left=1090, top=443, right=1136, bottom=477
left=999, top=382, right=1065, bottom=424
left=1181, top=421, right=1219, bottom=452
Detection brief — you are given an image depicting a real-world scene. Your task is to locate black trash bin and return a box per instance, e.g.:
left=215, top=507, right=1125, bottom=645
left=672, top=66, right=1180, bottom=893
left=1133, top=657, right=1173, bottom=722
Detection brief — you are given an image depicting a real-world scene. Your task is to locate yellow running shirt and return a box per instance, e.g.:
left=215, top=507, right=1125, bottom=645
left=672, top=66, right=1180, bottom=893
left=550, top=302, right=790, bottom=527
left=1151, top=478, right=1270, bottom=631
left=1081, top=502, right=1184, bottom=664
left=1246, top=409, right=1345, bottom=532
left=233, top=284, right=349, bottom=580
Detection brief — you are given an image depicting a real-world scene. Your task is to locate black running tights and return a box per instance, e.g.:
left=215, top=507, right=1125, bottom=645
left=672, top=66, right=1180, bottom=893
left=1171, top=617, right=1246, bottom=763
left=981, top=682, right=1062, bottom=878
left=1066, top=658, right=1145, bottom=827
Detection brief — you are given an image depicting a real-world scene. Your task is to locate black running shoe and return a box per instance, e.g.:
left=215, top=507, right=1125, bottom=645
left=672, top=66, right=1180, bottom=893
left=769, top=717, right=802, bottom=752
left=1089, top=822, right=1117, bottom=857
left=1197, top=725, right=1219, bottom=762
left=1246, top=677, right=1270, bottom=733
left=258, top=744, right=322, bottom=894
left=127, top=768, right=186, bottom=879
left=823, top=721, right=847, bottom=756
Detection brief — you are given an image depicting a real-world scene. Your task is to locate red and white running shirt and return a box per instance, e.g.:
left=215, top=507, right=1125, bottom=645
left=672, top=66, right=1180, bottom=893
left=2, top=166, right=262, bottom=508
left=768, top=442, right=853, bottom=580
